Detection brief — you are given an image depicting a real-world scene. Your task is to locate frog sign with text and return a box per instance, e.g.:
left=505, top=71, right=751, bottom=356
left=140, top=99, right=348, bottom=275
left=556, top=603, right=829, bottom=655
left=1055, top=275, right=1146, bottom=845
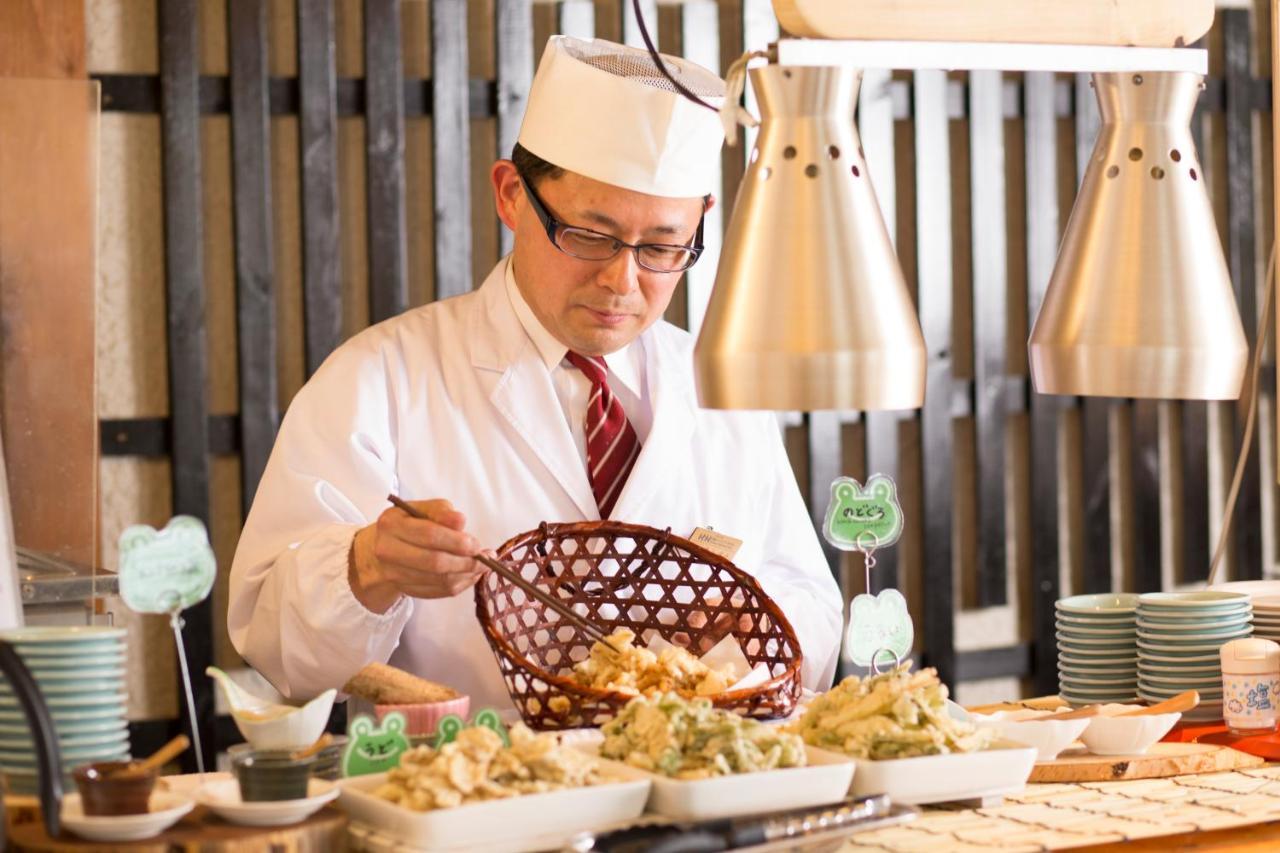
left=823, top=475, right=913, bottom=670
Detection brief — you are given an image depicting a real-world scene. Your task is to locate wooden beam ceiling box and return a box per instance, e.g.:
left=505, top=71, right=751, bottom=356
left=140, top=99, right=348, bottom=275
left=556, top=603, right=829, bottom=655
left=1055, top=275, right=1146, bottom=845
left=772, top=0, right=1214, bottom=48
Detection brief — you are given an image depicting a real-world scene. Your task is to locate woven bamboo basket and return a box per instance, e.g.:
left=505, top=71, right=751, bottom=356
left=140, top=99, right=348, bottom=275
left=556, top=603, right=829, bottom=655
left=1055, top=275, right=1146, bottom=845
left=474, top=521, right=804, bottom=729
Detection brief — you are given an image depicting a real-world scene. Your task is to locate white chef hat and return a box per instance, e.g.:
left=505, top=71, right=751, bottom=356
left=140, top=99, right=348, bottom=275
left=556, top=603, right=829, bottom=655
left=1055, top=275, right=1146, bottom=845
left=517, top=36, right=726, bottom=199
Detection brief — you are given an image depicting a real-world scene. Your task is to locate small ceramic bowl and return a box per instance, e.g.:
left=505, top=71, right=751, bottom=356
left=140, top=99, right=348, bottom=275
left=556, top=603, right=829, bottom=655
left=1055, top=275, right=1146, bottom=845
left=1079, top=705, right=1181, bottom=755
left=970, top=710, right=1092, bottom=762
left=229, top=746, right=317, bottom=802
left=310, top=735, right=348, bottom=781
left=73, top=761, right=157, bottom=817
left=229, top=690, right=336, bottom=752
left=373, top=695, right=470, bottom=739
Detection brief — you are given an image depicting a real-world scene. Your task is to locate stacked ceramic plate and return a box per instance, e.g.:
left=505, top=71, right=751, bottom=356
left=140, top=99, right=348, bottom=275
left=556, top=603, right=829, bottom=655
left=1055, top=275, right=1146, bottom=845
left=1056, top=593, right=1140, bottom=706
left=1136, top=591, right=1252, bottom=722
left=1207, top=581, right=1280, bottom=650
left=1250, top=596, right=1280, bottom=641
left=0, top=626, right=130, bottom=795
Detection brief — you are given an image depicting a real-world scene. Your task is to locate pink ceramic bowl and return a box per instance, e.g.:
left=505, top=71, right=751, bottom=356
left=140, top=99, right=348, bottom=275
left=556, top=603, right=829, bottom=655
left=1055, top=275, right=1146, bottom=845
left=374, top=695, right=471, bottom=738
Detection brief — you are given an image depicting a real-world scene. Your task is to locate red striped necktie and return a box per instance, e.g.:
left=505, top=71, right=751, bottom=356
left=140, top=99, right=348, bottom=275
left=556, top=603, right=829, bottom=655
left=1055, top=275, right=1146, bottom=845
left=564, top=351, right=642, bottom=519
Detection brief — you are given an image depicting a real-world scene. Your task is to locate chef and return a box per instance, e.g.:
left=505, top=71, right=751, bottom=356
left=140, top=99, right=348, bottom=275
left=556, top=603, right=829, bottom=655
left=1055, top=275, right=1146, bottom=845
left=229, top=35, right=842, bottom=708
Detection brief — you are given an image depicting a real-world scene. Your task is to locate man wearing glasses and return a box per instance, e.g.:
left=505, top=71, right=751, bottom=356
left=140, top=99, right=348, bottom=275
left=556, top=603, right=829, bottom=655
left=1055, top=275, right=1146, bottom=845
left=229, top=36, right=842, bottom=708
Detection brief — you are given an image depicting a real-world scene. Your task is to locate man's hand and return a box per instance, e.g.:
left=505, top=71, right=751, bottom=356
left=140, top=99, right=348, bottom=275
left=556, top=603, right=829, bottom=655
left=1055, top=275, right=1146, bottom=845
left=687, top=597, right=755, bottom=640
left=347, top=499, right=486, bottom=614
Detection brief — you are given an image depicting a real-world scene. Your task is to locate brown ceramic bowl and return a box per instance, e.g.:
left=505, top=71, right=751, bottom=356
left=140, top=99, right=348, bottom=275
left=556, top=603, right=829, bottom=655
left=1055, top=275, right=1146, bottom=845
left=73, top=761, right=156, bottom=816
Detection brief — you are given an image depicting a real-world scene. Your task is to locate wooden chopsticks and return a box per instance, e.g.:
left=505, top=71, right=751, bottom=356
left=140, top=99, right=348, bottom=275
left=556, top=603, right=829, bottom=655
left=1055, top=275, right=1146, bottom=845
left=386, top=495, right=622, bottom=654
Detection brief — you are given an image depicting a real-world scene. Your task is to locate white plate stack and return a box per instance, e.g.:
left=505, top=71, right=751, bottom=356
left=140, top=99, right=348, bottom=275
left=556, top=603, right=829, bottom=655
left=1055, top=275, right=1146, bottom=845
left=1136, top=591, right=1252, bottom=722
left=0, top=626, right=130, bottom=795
left=1056, top=593, right=1140, bottom=706
left=1207, top=582, right=1280, bottom=646
left=1247, top=596, right=1280, bottom=644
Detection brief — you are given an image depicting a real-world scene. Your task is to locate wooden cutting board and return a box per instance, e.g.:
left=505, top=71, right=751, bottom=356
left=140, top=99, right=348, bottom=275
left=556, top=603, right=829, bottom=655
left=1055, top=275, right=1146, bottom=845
left=772, top=0, right=1214, bottom=48
left=1029, top=741, right=1263, bottom=784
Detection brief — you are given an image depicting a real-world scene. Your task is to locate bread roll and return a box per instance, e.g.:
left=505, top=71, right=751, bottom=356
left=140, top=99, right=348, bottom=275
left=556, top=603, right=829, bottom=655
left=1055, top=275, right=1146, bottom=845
left=343, top=662, right=460, bottom=704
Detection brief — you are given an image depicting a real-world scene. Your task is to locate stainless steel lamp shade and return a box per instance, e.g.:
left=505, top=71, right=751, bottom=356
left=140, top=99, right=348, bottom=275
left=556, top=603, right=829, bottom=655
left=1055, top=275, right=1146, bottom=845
left=694, top=64, right=926, bottom=411
left=1029, top=71, right=1248, bottom=399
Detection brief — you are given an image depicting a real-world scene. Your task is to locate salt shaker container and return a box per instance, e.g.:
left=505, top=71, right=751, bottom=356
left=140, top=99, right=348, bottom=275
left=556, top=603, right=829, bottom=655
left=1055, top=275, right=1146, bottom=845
left=1221, top=637, right=1280, bottom=735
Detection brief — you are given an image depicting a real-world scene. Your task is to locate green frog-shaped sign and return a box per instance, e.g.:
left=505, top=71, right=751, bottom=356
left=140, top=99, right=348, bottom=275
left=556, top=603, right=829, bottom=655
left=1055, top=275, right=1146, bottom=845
left=823, top=475, right=904, bottom=551
left=432, top=708, right=510, bottom=748
left=824, top=474, right=914, bottom=670
left=845, top=588, right=914, bottom=668
left=343, top=712, right=411, bottom=777
left=118, top=516, right=217, bottom=614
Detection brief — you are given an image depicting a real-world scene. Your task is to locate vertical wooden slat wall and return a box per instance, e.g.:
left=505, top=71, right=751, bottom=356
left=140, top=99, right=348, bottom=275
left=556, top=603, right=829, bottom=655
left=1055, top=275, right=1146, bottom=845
left=1024, top=70, right=1060, bottom=697
left=1074, top=75, right=1112, bottom=596
left=970, top=70, right=1009, bottom=608
left=495, top=0, right=534, bottom=257
left=158, top=0, right=215, bottom=771
left=1225, top=8, right=1263, bottom=582
left=914, top=68, right=958, bottom=687
left=228, top=0, right=279, bottom=517
left=296, top=0, right=343, bottom=373
left=364, top=0, right=410, bottom=323
left=430, top=0, right=472, bottom=299
left=106, top=0, right=1280, bottom=745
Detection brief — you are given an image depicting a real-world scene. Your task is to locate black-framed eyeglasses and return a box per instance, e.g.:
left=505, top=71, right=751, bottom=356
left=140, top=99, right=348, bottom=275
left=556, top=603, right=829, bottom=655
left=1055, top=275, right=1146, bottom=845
left=518, top=175, right=704, bottom=274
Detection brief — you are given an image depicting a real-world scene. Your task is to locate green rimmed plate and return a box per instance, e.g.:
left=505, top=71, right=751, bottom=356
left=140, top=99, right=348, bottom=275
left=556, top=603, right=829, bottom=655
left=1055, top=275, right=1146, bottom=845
left=1056, top=632, right=1138, bottom=648
left=0, top=679, right=123, bottom=696
left=1055, top=623, right=1139, bottom=637
left=0, top=626, right=126, bottom=644
left=1141, top=627, right=1249, bottom=640
left=0, top=692, right=126, bottom=709
left=1138, top=592, right=1249, bottom=610
left=0, top=717, right=128, bottom=737
left=0, top=706, right=124, bottom=723
left=1137, top=639, right=1238, bottom=655
left=1135, top=607, right=1251, bottom=623
left=1056, top=594, right=1140, bottom=616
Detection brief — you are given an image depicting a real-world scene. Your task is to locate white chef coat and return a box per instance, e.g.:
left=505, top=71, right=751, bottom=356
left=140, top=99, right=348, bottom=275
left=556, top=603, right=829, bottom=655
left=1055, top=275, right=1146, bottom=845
left=228, top=257, right=843, bottom=708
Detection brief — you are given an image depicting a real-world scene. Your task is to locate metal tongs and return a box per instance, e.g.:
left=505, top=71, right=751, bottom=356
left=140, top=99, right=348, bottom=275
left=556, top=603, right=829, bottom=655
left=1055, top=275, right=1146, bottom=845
left=567, top=793, right=914, bottom=852
left=387, top=495, right=622, bottom=653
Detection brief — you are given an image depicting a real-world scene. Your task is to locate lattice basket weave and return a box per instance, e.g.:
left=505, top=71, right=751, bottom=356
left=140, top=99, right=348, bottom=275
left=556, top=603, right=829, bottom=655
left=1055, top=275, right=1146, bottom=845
left=473, top=521, right=804, bottom=730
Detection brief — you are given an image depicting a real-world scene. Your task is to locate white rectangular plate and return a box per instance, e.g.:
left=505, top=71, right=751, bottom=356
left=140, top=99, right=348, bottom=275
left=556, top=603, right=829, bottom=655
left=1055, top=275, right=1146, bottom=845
left=850, top=739, right=1037, bottom=805
left=586, top=745, right=856, bottom=822
left=337, top=760, right=650, bottom=852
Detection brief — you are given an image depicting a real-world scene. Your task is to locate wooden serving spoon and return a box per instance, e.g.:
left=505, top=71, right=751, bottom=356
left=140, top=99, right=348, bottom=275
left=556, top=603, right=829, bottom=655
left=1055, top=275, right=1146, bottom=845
left=1047, top=705, right=1103, bottom=721
left=1118, top=690, right=1200, bottom=717
left=291, top=732, right=333, bottom=761
left=107, top=734, right=190, bottom=779
left=965, top=697, right=1069, bottom=715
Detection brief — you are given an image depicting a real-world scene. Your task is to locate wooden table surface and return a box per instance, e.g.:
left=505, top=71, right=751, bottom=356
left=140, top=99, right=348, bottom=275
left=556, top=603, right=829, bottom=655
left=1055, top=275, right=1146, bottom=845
left=5, top=803, right=348, bottom=852
left=1081, top=822, right=1280, bottom=851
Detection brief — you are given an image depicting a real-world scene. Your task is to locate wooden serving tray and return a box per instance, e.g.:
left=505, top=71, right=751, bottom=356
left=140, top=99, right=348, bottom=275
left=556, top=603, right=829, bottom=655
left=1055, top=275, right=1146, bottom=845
left=1028, top=741, right=1263, bottom=784
left=4, top=800, right=347, bottom=852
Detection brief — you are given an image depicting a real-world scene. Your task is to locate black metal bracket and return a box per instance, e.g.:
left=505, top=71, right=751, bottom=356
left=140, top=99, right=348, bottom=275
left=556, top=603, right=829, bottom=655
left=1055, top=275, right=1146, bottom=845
left=0, top=641, right=64, bottom=838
